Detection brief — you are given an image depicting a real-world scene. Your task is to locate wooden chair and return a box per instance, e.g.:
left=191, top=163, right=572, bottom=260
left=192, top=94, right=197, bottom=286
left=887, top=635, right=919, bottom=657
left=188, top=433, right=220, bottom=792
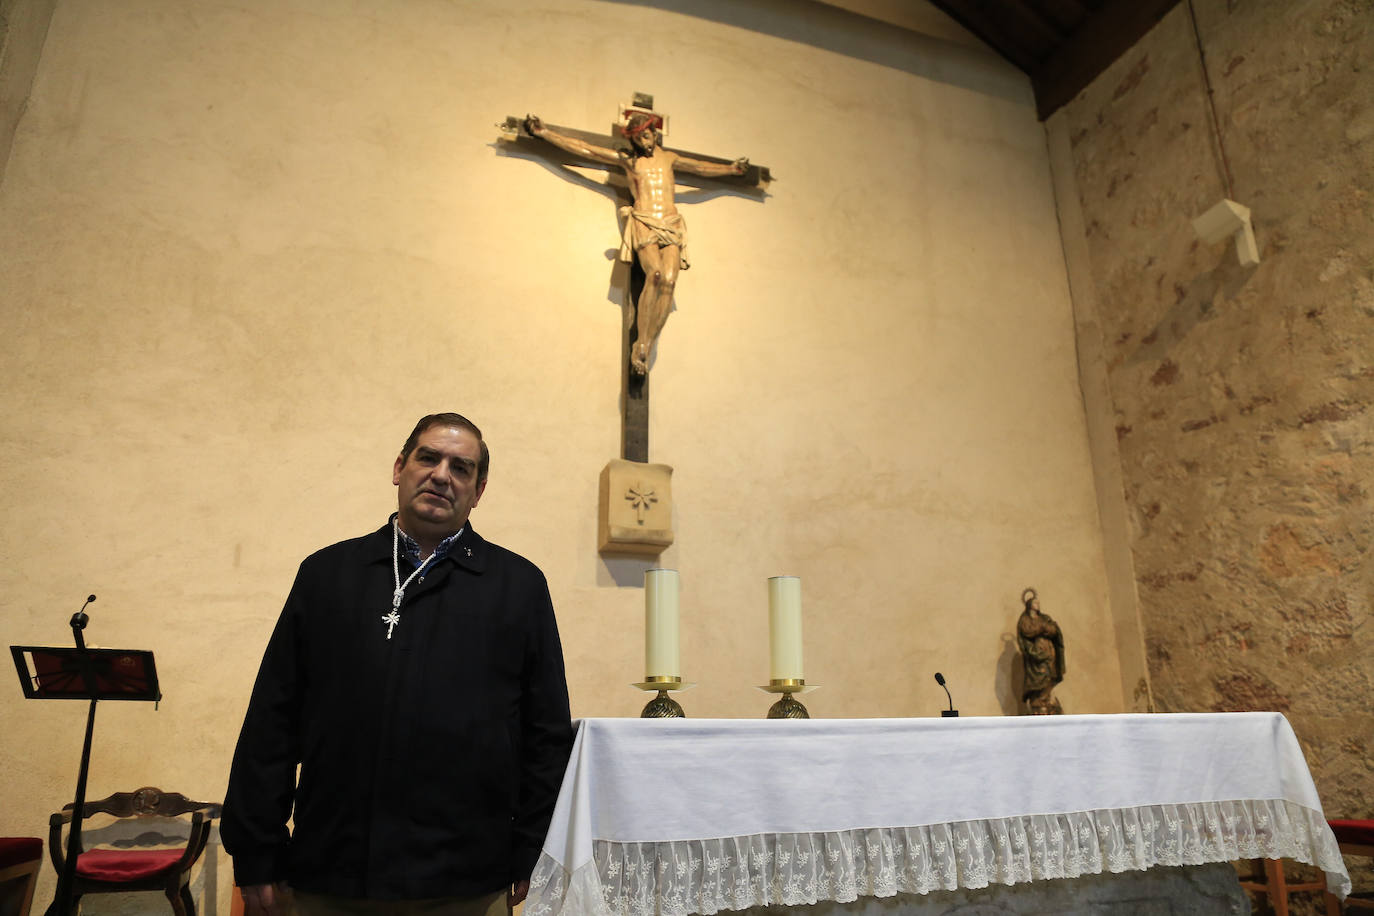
left=1238, top=818, right=1374, bottom=915
left=0, top=838, right=42, bottom=916
left=1239, top=857, right=1338, bottom=916
left=46, top=787, right=220, bottom=916
left=1327, top=818, right=1374, bottom=912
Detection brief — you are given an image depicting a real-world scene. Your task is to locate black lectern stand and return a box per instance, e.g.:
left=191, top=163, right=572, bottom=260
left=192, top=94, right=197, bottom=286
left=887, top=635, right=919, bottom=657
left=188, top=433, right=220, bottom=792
left=11, top=598, right=160, bottom=916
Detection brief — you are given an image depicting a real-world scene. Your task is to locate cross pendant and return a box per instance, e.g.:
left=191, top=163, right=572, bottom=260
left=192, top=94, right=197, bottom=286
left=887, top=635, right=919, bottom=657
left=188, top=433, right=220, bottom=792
left=382, top=610, right=400, bottom=639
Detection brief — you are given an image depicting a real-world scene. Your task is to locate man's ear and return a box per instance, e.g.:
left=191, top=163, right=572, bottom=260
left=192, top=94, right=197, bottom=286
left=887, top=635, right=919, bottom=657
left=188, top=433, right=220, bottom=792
left=473, top=478, right=488, bottom=506
left=392, top=454, right=404, bottom=486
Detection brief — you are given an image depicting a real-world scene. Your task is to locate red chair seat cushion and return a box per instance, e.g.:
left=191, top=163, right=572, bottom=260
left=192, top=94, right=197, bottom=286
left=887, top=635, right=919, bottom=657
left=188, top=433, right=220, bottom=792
left=75, top=848, right=184, bottom=881
left=0, top=837, right=42, bottom=870
left=1329, top=819, right=1374, bottom=846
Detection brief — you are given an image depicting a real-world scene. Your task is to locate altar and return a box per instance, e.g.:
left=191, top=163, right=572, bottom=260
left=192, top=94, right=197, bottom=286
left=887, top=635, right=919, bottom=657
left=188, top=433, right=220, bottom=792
left=525, top=713, right=1349, bottom=916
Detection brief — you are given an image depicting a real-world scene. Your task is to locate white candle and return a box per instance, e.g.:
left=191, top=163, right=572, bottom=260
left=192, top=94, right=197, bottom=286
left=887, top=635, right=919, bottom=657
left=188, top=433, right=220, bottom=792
left=768, top=576, right=803, bottom=680
left=644, top=568, right=680, bottom=679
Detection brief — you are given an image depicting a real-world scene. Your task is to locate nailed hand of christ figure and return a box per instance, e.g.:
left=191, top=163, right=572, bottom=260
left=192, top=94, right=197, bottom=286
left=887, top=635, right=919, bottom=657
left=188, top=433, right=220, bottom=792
left=505, top=95, right=769, bottom=378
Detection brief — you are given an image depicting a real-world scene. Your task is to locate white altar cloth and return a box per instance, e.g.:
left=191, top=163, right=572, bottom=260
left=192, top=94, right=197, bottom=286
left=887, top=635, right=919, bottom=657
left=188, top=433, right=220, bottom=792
left=526, top=713, right=1349, bottom=916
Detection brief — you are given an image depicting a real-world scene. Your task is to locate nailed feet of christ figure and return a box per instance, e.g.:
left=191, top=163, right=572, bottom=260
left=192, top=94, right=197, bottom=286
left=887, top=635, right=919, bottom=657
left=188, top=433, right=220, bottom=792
left=523, top=104, right=754, bottom=375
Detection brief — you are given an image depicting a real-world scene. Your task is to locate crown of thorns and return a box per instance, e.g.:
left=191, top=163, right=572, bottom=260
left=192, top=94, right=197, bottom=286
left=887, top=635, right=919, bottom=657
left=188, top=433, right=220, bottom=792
left=620, top=111, right=664, bottom=137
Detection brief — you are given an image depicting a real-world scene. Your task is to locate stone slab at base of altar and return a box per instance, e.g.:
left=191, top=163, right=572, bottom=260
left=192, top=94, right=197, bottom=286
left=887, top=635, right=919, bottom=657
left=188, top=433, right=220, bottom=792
left=741, top=863, right=1250, bottom=916
left=599, top=458, right=673, bottom=555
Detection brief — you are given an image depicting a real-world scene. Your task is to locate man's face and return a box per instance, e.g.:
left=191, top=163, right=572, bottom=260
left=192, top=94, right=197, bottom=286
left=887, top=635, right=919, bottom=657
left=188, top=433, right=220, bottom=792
left=632, top=126, right=657, bottom=152
left=392, top=424, right=486, bottom=536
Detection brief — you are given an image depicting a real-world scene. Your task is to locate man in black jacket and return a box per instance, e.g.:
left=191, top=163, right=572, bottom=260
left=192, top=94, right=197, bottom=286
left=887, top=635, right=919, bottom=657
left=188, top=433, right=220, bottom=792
left=222, top=413, right=573, bottom=916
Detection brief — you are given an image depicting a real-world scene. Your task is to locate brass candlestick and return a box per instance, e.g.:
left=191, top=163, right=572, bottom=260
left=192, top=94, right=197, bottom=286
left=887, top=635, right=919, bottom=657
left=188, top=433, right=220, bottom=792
left=634, top=676, right=693, bottom=717
left=758, top=678, right=818, bottom=718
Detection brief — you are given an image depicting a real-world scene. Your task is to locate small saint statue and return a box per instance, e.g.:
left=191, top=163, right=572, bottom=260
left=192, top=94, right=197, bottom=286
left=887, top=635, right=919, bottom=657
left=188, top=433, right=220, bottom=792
left=1017, top=588, right=1065, bottom=715
left=524, top=108, right=749, bottom=375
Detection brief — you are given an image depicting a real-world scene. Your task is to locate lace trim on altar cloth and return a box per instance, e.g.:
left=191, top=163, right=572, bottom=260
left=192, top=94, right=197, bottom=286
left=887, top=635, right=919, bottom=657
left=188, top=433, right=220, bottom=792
left=526, top=799, right=1349, bottom=916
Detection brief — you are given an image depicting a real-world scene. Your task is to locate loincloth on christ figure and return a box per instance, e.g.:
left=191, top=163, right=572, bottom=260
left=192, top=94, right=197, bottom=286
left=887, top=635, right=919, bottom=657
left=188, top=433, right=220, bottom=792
left=618, top=207, right=690, bottom=270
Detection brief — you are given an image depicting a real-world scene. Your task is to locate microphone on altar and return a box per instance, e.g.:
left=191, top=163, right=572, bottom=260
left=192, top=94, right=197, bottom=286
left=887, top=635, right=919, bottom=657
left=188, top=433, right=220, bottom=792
left=934, top=672, right=959, bottom=717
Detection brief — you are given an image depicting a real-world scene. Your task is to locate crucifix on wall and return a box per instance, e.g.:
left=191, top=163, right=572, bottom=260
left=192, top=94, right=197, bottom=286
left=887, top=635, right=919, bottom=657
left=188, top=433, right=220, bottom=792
left=499, top=93, right=770, bottom=553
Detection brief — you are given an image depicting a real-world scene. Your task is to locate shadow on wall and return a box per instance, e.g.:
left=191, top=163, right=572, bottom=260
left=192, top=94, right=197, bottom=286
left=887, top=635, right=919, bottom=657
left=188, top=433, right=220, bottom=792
left=996, top=632, right=1024, bottom=715
left=599, top=554, right=658, bottom=588
left=598, top=0, right=1025, bottom=105
left=1124, top=246, right=1260, bottom=369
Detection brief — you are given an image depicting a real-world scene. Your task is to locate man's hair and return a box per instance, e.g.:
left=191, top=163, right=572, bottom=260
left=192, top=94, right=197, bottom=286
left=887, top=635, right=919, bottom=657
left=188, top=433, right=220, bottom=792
left=623, top=112, right=662, bottom=156
left=399, top=413, right=490, bottom=484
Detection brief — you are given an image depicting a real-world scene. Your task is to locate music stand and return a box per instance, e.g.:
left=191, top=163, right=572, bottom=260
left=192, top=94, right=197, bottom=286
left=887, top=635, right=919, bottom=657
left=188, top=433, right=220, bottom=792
left=12, top=648, right=159, bottom=701
left=11, top=607, right=160, bottom=916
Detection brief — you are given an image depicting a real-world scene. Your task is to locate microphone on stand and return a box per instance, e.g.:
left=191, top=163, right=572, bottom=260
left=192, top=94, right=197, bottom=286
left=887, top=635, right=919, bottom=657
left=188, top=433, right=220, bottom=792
left=71, top=594, right=96, bottom=647
left=934, top=672, right=959, bottom=717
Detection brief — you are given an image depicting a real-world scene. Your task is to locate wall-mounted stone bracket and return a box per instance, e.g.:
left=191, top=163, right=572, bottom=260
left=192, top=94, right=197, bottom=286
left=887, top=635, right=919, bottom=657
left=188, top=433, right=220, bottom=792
left=598, top=458, right=673, bottom=556
left=1192, top=199, right=1259, bottom=267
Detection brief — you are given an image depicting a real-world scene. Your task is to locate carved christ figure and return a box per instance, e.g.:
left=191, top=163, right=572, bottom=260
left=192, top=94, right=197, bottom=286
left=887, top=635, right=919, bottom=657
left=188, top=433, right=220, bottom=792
left=525, top=111, right=749, bottom=375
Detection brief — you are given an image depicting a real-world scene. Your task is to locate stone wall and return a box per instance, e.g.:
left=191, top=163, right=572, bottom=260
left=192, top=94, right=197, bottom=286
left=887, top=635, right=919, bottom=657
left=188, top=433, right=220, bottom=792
left=1049, top=0, right=1373, bottom=895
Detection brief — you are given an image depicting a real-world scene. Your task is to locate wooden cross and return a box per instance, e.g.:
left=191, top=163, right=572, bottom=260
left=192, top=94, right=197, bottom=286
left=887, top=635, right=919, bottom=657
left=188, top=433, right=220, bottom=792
left=500, top=93, right=770, bottom=463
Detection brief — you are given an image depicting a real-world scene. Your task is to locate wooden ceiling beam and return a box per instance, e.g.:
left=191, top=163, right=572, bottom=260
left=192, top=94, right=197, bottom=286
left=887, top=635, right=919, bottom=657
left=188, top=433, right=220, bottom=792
left=1031, top=0, right=1183, bottom=118
left=1032, top=0, right=1097, bottom=34
left=1012, top=1, right=1071, bottom=42
left=926, top=1, right=1050, bottom=73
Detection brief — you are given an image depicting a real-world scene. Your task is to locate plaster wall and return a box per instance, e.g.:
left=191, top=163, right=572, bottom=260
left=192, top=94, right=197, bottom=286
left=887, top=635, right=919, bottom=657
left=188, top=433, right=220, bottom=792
left=1048, top=0, right=1373, bottom=894
left=0, top=0, right=57, bottom=186
left=0, top=1, right=1119, bottom=911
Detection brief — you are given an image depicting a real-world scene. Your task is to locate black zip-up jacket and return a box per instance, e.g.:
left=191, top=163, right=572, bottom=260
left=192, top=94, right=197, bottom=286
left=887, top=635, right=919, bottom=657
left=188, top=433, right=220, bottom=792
left=221, top=521, right=573, bottom=900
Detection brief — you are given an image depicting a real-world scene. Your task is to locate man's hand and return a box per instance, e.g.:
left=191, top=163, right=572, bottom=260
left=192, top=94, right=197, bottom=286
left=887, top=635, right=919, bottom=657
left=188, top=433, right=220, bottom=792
left=524, top=114, right=544, bottom=136
left=240, top=882, right=291, bottom=916
left=509, top=879, right=531, bottom=907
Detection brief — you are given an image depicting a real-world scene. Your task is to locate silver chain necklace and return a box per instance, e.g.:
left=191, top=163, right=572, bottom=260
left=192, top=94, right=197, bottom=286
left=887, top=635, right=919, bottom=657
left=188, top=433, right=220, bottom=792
left=384, top=520, right=427, bottom=640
